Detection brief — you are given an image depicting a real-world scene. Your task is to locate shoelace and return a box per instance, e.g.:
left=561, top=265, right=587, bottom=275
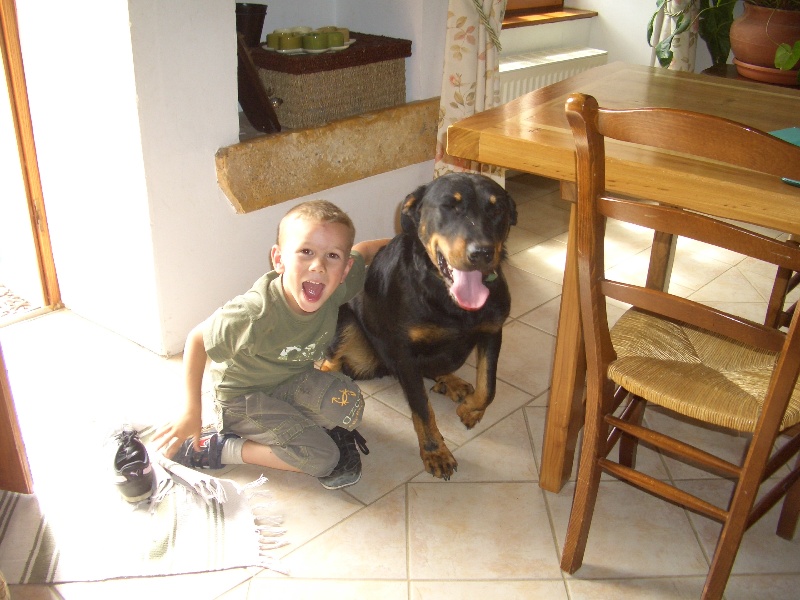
left=352, top=430, right=369, bottom=455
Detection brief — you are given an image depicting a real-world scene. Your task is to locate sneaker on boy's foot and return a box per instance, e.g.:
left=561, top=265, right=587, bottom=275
left=318, top=427, right=369, bottom=490
left=175, top=429, right=237, bottom=470
left=113, top=429, right=156, bottom=503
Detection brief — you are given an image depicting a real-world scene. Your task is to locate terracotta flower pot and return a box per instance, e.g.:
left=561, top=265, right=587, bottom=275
left=730, top=3, right=800, bottom=84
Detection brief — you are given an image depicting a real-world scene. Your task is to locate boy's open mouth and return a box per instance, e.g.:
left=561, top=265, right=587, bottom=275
left=302, top=281, right=325, bottom=303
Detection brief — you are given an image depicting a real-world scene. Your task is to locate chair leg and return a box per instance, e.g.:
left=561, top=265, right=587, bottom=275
left=618, top=396, right=646, bottom=469
left=777, top=454, right=800, bottom=540
left=560, top=379, right=612, bottom=574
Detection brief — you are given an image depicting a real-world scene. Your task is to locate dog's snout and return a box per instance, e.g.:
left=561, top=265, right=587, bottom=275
left=467, top=244, right=494, bottom=266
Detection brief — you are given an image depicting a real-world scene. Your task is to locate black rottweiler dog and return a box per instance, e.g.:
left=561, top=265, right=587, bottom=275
left=323, top=172, right=517, bottom=479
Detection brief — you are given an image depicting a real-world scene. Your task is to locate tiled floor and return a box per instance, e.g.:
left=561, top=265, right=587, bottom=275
left=2, top=174, right=800, bottom=599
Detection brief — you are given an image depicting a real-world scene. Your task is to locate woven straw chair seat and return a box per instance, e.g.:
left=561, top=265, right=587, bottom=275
left=609, top=308, right=800, bottom=432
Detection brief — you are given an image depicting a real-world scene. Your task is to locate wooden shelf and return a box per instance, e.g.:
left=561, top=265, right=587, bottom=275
left=502, top=8, right=598, bottom=29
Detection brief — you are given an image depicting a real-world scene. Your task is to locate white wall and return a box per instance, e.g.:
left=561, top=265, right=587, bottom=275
left=569, top=0, right=714, bottom=71
left=16, top=0, right=447, bottom=356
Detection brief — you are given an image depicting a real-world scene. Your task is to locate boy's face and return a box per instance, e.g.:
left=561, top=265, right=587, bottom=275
left=271, top=216, right=354, bottom=315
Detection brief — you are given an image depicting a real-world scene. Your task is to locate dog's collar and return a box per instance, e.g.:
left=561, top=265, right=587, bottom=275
left=484, top=271, right=498, bottom=283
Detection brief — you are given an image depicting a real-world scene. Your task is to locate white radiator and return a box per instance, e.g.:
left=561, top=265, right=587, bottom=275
left=499, top=46, right=608, bottom=104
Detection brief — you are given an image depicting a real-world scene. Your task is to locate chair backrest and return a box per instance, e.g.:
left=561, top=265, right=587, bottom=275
left=564, top=92, right=800, bottom=434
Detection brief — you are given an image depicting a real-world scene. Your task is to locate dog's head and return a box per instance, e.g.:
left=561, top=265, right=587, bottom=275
left=400, top=173, right=517, bottom=311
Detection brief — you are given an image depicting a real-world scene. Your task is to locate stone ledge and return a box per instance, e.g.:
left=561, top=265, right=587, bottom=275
left=215, top=97, right=439, bottom=214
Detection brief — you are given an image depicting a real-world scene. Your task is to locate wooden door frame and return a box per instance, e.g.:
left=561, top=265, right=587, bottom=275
left=1, top=0, right=61, bottom=493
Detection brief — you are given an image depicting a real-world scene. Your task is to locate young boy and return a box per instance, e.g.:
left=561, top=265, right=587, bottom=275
left=151, top=200, right=388, bottom=489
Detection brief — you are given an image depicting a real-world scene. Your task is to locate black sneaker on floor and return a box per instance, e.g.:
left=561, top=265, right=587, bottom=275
left=113, top=429, right=156, bottom=503
left=318, top=427, right=369, bottom=490
left=174, top=430, right=237, bottom=469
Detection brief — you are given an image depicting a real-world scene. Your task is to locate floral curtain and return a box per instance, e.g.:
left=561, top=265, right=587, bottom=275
left=433, top=0, right=506, bottom=182
left=650, top=0, right=699, bottom=71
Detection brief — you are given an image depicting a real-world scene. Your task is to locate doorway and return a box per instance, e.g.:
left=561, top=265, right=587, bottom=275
left=0, top=0, right=60, bottom=326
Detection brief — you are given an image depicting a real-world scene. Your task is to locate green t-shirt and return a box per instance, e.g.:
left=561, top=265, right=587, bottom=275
left=203, top=251, right=365, bottom=403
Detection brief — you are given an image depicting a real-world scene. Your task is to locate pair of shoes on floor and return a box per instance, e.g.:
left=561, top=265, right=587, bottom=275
left=318, top=427, right=369, bottom=490
left=174, top=429, right=239, bottom=470
left=113, top=429, right=156, bottom=503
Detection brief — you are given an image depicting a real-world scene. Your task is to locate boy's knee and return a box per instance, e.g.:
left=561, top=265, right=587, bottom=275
left=311, top=448, right=340, bottom=478
left=323, top=377, right=364, bottom=430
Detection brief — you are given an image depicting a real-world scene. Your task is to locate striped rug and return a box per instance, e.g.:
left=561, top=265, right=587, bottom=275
left=0, top=463, right=284, bottom=584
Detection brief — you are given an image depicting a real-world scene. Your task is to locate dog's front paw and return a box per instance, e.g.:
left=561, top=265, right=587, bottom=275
left=422, top=447, right=458, bottom=480
left=456, top=403, right=486, bottom=429
left=431, top=374, right=474, bottom=403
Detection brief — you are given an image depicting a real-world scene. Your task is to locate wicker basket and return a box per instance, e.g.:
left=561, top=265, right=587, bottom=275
left=250, top=32, right=411, bottom=129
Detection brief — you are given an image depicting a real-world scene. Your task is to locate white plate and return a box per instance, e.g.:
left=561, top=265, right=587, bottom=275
left=328, top=39, right=356, bottom=52
left=261, top=38, right=356, bottom=54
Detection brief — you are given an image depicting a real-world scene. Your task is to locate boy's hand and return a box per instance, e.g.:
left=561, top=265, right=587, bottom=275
left=150, top=413, right=203, bottom=458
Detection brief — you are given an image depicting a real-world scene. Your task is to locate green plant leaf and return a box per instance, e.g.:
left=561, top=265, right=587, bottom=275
left=698, top=0, right=736, bottom=66
left=655, top=38, right=675, bottom=67
left=775, top=41, right=800, bottom=71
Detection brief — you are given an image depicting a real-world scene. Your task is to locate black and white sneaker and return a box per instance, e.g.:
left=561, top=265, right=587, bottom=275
left=318, top=427, right=369, bottom=490
left=113, top=429, right=156, bottom=503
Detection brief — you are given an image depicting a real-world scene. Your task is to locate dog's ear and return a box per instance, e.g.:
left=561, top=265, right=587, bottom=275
left=400, top=184, right=426, bottom=234
left=507, top=193, right=518, bottom=227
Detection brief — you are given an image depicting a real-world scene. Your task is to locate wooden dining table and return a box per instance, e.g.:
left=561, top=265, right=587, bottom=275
left=446, top=61, right=800, bottom=493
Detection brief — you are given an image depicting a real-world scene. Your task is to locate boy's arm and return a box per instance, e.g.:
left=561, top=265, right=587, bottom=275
left=150, top=324, right=208, bottom=456
left=353, top=238, right=392, bottom=266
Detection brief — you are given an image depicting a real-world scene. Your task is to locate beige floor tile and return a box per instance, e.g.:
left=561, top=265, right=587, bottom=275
left=517, top=295, right=561, bottom=336
left=506, top=225, right=548, bottom=256
left=274, top=486, right=408, bottom=579
left=507, top=239, right=568, bottom=286
left=669, top=247, right=733, bottom=292
left=514, top=196, right=570, bottom=239
left=411, top=579, right=569, bottom=599
left=723, top=574, right=800, bottom=600
left=221, top=464, right=365, bottom=559
left=226, top=577, right=408, bottom=599
left=566, top=576, right=706, bottom=599
left=677, top=479, right=800, bottom=576
left=6, top=586, right=63, bottom=600
left=496, top=320, right=555, bottom=398
left=345, top=398, right=431, bottom=503
left=549, top=481, right=709, bottom=579
left=688, top=267, right=766, bottom=303
left=54, top=568, right=257, bottom=600
left=408, top=482, right=560, bottom=580
left=504, top=264, right=561, bottom=319
left=412, top=408, right=538, bottom=483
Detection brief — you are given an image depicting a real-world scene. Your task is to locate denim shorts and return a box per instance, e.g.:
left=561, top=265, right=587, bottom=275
left=215, top=369, right=364, bottom=476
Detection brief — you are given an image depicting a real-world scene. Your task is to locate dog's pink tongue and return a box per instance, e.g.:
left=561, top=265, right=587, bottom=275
left=451, top=269, right=490, bottom=311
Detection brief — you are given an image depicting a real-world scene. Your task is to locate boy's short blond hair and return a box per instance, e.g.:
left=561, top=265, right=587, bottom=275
left=277, top=200, right=356, bottom=249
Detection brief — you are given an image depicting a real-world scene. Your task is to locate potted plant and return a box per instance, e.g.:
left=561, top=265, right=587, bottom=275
left=648, top=0, right=738, bottom=68
left=730, top=0, right=800, bottom=83
left=648, top=1, right=800, bottom=83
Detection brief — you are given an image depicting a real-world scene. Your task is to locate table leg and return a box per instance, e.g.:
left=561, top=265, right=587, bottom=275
left=540, top=201, right=586, bottom=493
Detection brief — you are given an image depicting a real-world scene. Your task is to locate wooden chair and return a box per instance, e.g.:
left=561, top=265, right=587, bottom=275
left=560, top=92, right=800, bottom=600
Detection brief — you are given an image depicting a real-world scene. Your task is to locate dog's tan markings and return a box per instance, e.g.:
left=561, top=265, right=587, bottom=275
left=473, top=320, right=504, bottom=335
left=432, top=373, right=474, bottom=402
left=456, top=344, right=491, bottom=429
left=489, top=194, right=497, bottom=204
left=408, top=324, right=457, bottom=344
left=411, top=408, right=458, bottom=479
left=453, top=192, right=462, bottom=201
left=402, top=195, right=417, bottom=213
left=325, top=323, right=380, bottom=379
